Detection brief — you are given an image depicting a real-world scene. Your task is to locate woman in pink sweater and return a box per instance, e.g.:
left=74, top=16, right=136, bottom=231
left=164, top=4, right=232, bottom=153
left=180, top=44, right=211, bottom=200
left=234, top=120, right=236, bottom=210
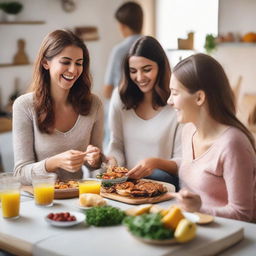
left=128, top=53, right=256, bottom=222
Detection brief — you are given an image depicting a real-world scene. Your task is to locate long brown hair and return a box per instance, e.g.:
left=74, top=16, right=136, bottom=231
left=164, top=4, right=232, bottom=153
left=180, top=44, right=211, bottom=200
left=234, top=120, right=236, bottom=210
left=120, top=36, right=171, bottom=110
left=30, top=29, right=92, bottom=134
left=173, top=53, right=256, bottom=152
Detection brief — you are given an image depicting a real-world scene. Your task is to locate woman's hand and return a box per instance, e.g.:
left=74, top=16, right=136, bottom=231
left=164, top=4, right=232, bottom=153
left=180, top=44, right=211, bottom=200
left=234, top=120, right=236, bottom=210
left=84, top=145, right=102, bottom=168
left=46, top=150, right=86, bottom=173
left=171, top=189, right=202, bottom=212
left=105, top=156, right=117, bottom=167
left=127, top=158, right=157, bottom=179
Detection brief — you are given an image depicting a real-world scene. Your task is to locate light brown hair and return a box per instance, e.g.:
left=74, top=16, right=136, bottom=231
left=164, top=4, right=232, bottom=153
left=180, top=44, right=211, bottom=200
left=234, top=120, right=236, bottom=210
left=173, top=53, right=256, bottom=152
left=30, top=29, right=92, bottom=134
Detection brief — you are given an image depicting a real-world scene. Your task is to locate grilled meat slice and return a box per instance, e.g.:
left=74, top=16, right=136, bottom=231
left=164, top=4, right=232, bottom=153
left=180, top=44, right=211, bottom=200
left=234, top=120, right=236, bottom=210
left=100, top=185, right=116, bottom=193
left=115, top=182, right=135, bottom=196
left=130, top=180, right=167, bottom=197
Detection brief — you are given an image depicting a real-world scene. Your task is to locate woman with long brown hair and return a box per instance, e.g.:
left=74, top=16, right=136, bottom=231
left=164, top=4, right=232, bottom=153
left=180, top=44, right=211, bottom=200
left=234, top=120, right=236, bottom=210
left=128, top=53, right=256, bottom=222
left=107, top=36, right=181, bottom=190
left=13, top=30, right=104, bottom=184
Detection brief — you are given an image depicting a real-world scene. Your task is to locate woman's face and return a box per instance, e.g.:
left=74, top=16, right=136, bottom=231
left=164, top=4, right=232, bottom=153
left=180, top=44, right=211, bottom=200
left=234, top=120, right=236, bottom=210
left=167, top=75, right=198, bottom=123
left=43, top=45, right=83, bottom=91
left=129, top=56, right=159, bottom=94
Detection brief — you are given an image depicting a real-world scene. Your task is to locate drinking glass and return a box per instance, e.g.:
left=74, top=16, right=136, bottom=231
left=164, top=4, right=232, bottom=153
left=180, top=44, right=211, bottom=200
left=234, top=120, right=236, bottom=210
left=32, top=173, right=57, bottom=207
left=0, top=172, right=21, bottom=219
left=79, top=179, right=101, bottom=195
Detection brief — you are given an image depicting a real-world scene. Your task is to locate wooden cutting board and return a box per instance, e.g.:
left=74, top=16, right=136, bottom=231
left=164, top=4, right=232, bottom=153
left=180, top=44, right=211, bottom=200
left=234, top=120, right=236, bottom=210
left=100, top=180, right=175, bottom=205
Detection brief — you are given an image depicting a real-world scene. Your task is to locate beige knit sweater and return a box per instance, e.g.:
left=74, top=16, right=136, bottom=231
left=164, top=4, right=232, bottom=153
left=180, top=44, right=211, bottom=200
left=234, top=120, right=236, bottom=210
left=12, top=92, right=104, bottom=185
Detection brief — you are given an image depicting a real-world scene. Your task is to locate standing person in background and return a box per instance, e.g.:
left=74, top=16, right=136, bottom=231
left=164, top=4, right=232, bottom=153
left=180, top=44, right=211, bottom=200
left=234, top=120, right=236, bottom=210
left=13, top=30, right=104, bottom=185
left=103, top=1, right=143, bottom=99
left=128, top=53, right=256, bottom=222
left=103, top=1, right=143, bottom=150
left=107, top=36, right=181, bottom=191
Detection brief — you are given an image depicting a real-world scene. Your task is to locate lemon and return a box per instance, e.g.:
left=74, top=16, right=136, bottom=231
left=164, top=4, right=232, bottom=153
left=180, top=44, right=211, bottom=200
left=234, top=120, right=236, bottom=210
left=162, top=206, right=184, bottom=230
left=125, top=204, right=152, bottom=216
left=174, top=218, right=197, bottom=243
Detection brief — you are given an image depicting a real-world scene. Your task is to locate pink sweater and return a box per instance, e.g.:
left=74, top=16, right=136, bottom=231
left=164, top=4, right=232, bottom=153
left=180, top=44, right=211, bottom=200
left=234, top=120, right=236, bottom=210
left=178, top=123, right=256, bottom=222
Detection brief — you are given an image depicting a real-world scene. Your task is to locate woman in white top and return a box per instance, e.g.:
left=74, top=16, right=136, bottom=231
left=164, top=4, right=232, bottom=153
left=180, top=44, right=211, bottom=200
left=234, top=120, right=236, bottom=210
left=13, top=30, right=104, bottom=184
left=107, top=36, right=181, bottom=190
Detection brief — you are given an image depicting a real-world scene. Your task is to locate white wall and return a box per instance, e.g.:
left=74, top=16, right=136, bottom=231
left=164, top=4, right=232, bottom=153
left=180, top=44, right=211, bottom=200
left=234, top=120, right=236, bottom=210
left=156, top=0, right=218, bottom=51
left=218, top=0, right=256, bottom=36
left=0, top=0, right=125, bottom=108
left=155, top=0, right=256, bottom=95
left=215, top=0, right=256, bottom=95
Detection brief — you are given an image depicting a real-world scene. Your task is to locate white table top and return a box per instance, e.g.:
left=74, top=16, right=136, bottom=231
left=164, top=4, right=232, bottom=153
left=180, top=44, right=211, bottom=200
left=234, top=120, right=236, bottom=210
left=0, top=196, right=256, bottom=256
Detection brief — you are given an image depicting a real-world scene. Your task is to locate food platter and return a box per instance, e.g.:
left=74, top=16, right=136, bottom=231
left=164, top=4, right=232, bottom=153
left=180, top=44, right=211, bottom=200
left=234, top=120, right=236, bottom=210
left=54, top=188, right=79, bottom=199
left=100, top=179, right=175, bottom=205
left=100, top=176, right=128, bottom=184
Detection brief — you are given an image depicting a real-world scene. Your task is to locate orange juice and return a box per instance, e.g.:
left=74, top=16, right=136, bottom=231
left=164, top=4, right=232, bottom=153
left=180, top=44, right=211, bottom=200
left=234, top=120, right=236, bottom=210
left=34, top=184, right=54, bottom=206
left=79, top=180, right=101, bottom=194
left=1, top=191, right=20, bottom=218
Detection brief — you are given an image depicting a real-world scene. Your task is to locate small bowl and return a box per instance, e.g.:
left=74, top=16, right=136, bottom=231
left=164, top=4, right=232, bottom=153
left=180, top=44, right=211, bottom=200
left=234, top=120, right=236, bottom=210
left=45, top=211, right=86, bottom=227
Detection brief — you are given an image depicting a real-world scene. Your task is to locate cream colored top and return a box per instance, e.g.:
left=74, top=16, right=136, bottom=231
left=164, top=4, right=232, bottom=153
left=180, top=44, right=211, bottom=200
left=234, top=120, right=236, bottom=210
left=13, top=92, right=104, bottom=185
left=107, top=89, right=181, bottom=169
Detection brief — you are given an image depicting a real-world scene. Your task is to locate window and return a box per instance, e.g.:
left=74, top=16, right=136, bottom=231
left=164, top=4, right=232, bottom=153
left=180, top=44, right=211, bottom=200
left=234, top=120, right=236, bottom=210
left=156, top=0, right=219, bottom=51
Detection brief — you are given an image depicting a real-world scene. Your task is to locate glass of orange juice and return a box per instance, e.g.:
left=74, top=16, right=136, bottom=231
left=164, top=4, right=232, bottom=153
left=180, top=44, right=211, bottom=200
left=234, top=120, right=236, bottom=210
left=32, top=173, right=57, bottom=207
left=79, top=179, right=101, bottom=195
left=0, top=173, right=21, bottom=219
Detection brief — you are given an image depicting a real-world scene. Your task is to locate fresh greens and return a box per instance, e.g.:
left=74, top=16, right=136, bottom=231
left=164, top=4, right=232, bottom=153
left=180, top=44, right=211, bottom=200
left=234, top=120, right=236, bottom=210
left=123, top=213, right=174, bottom=240
left=101, top=181, right=114, bottom=187
left=86, top=206, right=126, bottom=226
left=96, top=173, right=103, bottom=179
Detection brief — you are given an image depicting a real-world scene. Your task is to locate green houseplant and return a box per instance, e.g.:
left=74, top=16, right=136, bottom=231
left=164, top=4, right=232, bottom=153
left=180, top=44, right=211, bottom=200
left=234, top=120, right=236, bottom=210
left=2, top=1, right=23, bottom=22
left=2, top=1, right=23, bottom=14
left=204, top=34, right=217, bottom=54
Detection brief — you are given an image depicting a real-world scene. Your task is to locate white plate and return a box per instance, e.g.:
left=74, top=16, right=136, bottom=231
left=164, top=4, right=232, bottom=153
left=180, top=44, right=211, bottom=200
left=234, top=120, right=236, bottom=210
left=75, top=200, right=108, bottom=210
left=45, top=211, right=86, bottom=227
left=75, top=201, right=92, bottom=210
left=183, top=212, right=200, bottom=223
left=100, top=176, right=128, bottom=184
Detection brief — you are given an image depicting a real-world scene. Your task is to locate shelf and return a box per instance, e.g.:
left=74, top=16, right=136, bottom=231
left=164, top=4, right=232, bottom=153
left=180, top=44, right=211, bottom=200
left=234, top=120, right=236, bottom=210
left=0, top=63, right=32, bottom=68
left=0, top=21, right=45, bottom=25
left=217, top=42, right=256, bottom=47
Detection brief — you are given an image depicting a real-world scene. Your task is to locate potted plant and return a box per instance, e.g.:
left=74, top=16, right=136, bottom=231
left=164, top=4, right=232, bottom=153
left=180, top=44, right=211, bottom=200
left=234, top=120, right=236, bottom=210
left=204, top=34, right=217, bottom=54
left=2, top=1, right=23, bottom=22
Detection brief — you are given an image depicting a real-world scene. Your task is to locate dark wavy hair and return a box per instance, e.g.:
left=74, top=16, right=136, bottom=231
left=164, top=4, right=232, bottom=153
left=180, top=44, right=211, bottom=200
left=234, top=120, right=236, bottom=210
left=30, top=29, right=92, bottom=134
left=120, top=36, right=171, bottom=110
left=173, top=53, right=256, bottom=152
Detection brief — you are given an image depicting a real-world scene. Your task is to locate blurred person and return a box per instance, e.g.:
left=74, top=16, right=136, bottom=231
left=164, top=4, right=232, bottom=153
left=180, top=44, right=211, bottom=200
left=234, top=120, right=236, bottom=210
left=128, top=53, right=256, bottom=222
left=107, top=36, right=181, bottom=191
left=103, top=1, right=143, bottom=150
left=13, top=30, right=104, bottom=185
left=103, top=1, right=143, bottom=99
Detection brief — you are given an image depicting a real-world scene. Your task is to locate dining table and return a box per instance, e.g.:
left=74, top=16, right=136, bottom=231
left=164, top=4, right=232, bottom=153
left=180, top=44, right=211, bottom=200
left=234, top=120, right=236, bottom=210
left=0, top=190, right=256, bottom=256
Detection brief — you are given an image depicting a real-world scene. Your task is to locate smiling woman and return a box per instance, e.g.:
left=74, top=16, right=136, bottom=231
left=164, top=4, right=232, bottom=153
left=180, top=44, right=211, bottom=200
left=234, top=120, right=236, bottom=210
left=107, top=36, right=181, bottom=191
left=12, top=30, right=104, bottom=185
left=167, top=53, right=256, bottom=222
